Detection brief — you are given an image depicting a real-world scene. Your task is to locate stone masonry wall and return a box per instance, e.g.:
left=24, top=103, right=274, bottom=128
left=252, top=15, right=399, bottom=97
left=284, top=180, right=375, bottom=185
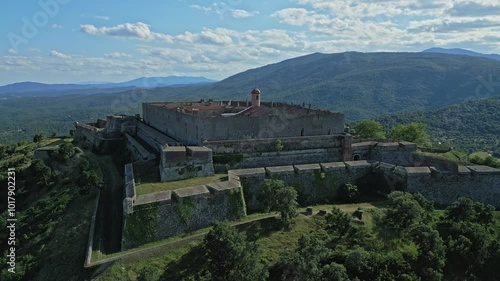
left=143, top=102, right=345, bottom=145
left=404, top=166, right=500, bottom=207
left=121, top=181, right=245, bottom=250
left=229, top=160, right=387, bottom=212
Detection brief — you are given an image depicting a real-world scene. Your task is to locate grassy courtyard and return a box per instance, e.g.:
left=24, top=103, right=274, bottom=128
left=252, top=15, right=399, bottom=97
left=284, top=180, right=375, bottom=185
left=135, top=173, right=228, bottom=196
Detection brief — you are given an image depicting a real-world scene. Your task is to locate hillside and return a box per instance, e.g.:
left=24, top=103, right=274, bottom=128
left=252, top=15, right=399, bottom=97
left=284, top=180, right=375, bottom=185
left=0, top=76, right=216, bottom=98
left=422, top=47, right=500, bottom=61
left=1, top=52, right=500, bottom=144
left=377, top=96, right=500, bottom=152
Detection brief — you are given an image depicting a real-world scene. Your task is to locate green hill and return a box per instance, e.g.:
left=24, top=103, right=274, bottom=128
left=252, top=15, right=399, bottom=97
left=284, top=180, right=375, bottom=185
left=1, top=52, right=499, bottom=144
left=377, top=96, right=500, bottom=152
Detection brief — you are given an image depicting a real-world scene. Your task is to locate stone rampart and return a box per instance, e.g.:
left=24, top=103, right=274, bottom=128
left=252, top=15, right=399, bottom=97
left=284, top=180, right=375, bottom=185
left=135, top=120, right=178, bottom=152
left=124, top=133, right=156, bottom=162
left=229, top=160, right=384, bottom=211
left=123, top=163, right=136, bottom=215
left=121, top=179, right=246, bottom=250
left=160, top=146, right=214, bottom=182
left=205, top=135, right=344, bottom=154
left=352, top=141, right=416, bottom=166
left=404, top=165, right=500, bottom=207
left=412, top=153, right=459, bottom=173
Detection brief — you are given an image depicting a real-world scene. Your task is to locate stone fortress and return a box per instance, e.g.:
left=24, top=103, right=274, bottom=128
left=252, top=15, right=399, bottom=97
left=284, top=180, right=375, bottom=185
left=74, top=89, right=500, bottom=249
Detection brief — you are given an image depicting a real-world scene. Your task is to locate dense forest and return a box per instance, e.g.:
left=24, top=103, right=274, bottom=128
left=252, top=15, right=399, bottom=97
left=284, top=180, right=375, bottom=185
left=377, top=96, right=500, bottom=152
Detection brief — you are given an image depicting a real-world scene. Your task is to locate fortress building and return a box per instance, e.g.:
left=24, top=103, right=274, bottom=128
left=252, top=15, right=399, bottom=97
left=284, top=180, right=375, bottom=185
left=142, top=88, right=345, bottom=146
left=74, top=88, right=500, bottom=250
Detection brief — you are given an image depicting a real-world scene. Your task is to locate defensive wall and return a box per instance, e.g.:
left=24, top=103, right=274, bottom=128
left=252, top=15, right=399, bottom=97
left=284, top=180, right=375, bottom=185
left=121, top=164, right=246, bottom=250
left=160, top=146, right=215, bottom=182
left=404, top=165, right=500, bottom=207
left=74, top=122, right=122, bottom=153
left=142, top=101, right=345, bottom=146
left=121, top=158, right=500, bottom=249
left=351, top=141, right=416, bottom=166
left=206, top=134, right=352, bottom=172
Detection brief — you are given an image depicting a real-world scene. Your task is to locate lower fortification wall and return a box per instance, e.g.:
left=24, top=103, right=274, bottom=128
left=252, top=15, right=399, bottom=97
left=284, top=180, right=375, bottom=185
left=74, top=122, right=121, bottom=153
left=405, top=166, right=500, bottom=206
left=121, top=181, right=246, bottom=250
left=229, top=161, right=500, bottom=212
left=229, top=160, right=396, bottom=211
left=214, top=148, right=343, bottom=172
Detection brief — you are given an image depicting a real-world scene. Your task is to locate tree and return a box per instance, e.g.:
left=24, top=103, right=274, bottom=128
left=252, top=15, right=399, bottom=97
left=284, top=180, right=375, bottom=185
left=408, top=224, right=446, bottom=281
left=51, top=132, right=57, bottom=137
left=78, top=170, right=103, bottom=194
left=69, top=128, right=76, bottom=137
left=30, top=159, right=51, bottom=187
left=344, top=246, right=373, bottom=280
left=33, top=133, right=44, bottom=143
left=340, top=182, right=359, bottom=203
left=58, top=142, right=76, bottom=160
left=388, top=122, right=431, bottom=146
left=261, top=179, right=299, bottom=228
left=384, top=191, right=428, bottom=229
left=354, top=120, right=386, bottom=139
left=320, top=262, right=349, bottom=281
left=445, top=197, right=495, bottom=228
left=325, top=207, right=352, bottom=238
left=201, top=221, right=268, bottom=281
left=278, top=235, right=330, bottom=281
left=137, top=265, right=162, bottom=281
left=443, top=222, right=490, bottom=279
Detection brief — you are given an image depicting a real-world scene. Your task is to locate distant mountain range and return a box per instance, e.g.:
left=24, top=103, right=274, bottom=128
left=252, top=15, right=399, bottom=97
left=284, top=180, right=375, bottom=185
left=0, top=76, right=217, bottom=97
left=422, top=47, right=500, bottom=61
left=1, top=51, right=500, bottom=147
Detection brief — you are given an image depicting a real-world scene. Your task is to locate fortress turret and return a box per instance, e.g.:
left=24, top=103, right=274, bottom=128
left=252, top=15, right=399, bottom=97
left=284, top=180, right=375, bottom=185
left=251, top=88, right=261, bottom=107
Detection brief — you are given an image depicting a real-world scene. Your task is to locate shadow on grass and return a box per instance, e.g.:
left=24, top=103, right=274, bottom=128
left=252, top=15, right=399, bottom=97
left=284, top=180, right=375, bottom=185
left=160, top=244, right=207, bottom=281
left=235, top=217, right=284, bottom=241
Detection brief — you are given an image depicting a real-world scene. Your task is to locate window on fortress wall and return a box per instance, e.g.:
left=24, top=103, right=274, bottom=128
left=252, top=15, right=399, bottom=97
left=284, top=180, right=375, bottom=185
left=353, top=154, right=361, bottom=161
left=301, top=128, right=304, bottom=136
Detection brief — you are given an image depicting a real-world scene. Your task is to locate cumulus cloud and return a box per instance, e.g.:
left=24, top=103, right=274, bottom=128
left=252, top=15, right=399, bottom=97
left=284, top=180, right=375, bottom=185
left=231, top=9, right=259, bottom=18
left=51, top=24, right=63, bottom=29
left=105, top=52, right=131, bottom=58
left=447, top=1, right=500, bottom=16
left=8, top=49, right=17, bottom=54
left=80, top=22, right=172, bottom=41
left=50, top=51, right=71, bottom=60
left=190, top=3, right=223, bottom=15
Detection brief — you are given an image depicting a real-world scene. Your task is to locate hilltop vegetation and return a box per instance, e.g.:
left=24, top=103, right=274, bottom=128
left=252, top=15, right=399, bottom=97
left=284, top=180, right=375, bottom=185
left=1, top=52, right=500, bottom=145
left=377, top=96, right=500, bottom=152
left=0, top=139, right=102, bottom=281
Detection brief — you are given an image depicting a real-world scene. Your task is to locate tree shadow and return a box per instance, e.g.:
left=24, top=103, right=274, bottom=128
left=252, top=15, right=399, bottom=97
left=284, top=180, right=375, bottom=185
left=160, top=244, right=207, bottom=281
left=235, top=217, right=284, bottom=241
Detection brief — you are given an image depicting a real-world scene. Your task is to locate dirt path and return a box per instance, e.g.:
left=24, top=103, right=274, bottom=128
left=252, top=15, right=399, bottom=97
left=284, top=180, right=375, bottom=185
left=89, top=154, right=123, bottom=255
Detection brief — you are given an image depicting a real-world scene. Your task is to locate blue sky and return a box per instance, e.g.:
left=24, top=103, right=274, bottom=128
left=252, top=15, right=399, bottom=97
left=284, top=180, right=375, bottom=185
left=1, top=0, right=499, bottom=85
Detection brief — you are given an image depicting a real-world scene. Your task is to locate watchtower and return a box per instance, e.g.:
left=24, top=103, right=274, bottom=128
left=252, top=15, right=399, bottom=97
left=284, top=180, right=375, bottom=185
left=251, top=88, right=261, bottom=107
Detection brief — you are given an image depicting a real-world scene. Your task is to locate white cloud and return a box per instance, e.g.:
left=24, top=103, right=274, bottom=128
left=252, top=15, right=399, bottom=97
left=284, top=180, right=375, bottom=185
left=8, top=49, right=17, bottom=54
left=80, top=22, right=173, bottom=42
left=51, top=24, right=63, bottom=29
left=94, top=15, right=110, bottom=20
left=231, top=9, right=259, bottom=18
left=190, top=3, right=223, bottom=15
left=50, top=50, right=71, bottom=60
left=105, top=52, right=131, bottom=58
